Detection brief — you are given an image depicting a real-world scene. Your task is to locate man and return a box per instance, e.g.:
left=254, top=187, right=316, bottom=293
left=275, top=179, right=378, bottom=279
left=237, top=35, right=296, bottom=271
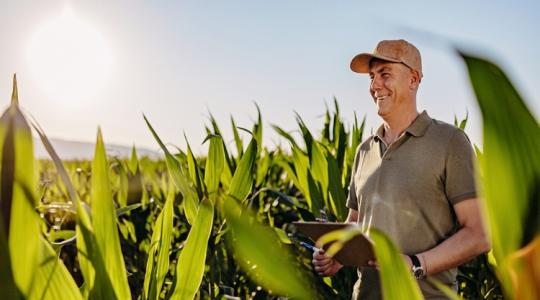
left=312, top=39, right=491, bottom=299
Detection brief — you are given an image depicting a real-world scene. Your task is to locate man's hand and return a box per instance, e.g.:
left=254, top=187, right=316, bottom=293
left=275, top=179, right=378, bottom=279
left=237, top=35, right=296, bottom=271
left=312, top=249, right=342, bottom=277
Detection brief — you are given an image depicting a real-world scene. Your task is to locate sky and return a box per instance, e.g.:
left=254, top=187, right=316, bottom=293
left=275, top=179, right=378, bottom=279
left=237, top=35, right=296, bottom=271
left=0, top=0, right=539, bottom=155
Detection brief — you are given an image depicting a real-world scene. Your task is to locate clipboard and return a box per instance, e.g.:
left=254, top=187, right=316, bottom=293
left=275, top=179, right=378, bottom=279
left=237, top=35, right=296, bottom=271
left=292, top=222, right=375, bottom=268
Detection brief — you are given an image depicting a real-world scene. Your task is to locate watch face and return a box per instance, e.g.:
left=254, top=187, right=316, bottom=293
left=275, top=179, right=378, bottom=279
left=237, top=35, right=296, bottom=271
left=413, top=267, right=425, bottom=279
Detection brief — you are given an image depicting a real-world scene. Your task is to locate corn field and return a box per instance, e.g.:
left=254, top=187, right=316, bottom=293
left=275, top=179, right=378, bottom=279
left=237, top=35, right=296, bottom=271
left=0, top=51, right=538, bottom=299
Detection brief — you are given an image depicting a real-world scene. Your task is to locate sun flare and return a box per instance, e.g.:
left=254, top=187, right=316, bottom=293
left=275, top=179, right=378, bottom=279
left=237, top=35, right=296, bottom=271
left=26, top=10, right=113, bottom=107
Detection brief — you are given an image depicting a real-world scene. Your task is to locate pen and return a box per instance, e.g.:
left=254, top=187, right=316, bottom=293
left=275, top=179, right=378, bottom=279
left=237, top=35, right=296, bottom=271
left=300, top=241, right=321, bottom=252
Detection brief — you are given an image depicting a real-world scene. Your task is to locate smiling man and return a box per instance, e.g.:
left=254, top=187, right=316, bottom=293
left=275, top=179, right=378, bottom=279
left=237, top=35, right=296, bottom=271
left=312, top=40, right=491, bottom=299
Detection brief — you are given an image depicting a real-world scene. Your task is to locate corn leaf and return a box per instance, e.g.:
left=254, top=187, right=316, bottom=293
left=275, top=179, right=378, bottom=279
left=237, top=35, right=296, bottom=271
left=229, top=138, right=257, bottom=202
left=91, top=128, right=131, bottom=299
left=171, top=197, right=214, bottom=300
left=185, top=135, right=204, bottom=199
left=28, top=237, right=83, bottom=300
left=116, top=161, right=128, bottom=207
left=29, top=115, right=111, bottom=298
left=128, top=145, right=139, bottom=174
left=427, top=278, right=463, bottom=300
left=370, top=229, right=423, bottom=300
left=144, top=115, right=198, bottom=224
left=332, top=98, right=347, bottom=170
left=231, top=116, right=243, bottom=157
left=460, top=51, right=540, bottom=297
left=0, top=75, right=41, bottom=296
left=0, top=218, right=20, bottom=299
left=327, top=152, right=346, bottom=221
left=222, top=198, right=315, bottom=300
left=204, top=135, right=225, bottom=195
left=252, top=103, right=263, bottom=157
left=209, top=113, right=235, bottom=180
left=291, top=147, right=311, bottom=208
left=272, top=124, right=300, bottom=149
left=309, top=142, right=329, bottom=204
left=143, top=183, right=175, bottom=300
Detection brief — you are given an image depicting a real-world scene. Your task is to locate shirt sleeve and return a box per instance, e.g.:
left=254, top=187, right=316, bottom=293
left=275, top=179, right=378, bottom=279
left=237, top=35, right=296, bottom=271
left=346, top=146, right=362, bottom=210
left=444, top=129, right=478, bottom=205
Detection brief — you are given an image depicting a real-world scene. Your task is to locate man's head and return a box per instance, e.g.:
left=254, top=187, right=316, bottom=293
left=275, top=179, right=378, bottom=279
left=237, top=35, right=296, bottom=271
left=350, top=39, right=422, bottom=118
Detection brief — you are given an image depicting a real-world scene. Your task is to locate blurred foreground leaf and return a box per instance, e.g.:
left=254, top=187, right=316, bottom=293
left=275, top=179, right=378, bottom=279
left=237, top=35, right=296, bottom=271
left=460, top=51, right=540, bottom=299
left=0, top=75, right=40, bottom=297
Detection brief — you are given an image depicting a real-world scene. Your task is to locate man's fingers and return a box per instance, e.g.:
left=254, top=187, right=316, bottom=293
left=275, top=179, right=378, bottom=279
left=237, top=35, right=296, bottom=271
left=367, top=260, right=379, bottom=269
left=312, top=249, right=327, bottom=260
left=312, top=257, right=333, bottom=268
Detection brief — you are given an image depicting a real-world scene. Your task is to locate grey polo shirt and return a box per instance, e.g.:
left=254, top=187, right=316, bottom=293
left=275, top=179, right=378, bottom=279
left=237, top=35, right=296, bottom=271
left=346, top=111, right=477, bottom=299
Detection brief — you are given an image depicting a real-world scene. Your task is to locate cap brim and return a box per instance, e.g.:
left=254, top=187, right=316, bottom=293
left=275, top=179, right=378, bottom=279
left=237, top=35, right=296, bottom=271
left=350, top=53, right=401, bottom=73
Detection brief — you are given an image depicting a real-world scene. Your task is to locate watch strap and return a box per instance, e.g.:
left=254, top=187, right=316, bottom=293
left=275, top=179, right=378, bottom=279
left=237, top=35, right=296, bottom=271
left=408, top=254, right=421, bottom=268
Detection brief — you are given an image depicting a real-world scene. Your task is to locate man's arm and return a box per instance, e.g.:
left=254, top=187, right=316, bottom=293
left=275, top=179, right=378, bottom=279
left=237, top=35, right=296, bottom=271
left=312, top=209, right=359, bottom=276
left=408, top=197, right=491, bottom=275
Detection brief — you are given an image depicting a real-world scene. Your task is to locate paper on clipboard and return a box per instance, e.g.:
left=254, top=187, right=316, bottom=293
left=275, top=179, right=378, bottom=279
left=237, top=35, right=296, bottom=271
left=292, top=221, right=375, bottom=268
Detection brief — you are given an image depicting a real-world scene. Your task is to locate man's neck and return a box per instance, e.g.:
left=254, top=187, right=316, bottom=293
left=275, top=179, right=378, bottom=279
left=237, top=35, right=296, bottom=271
left=381, top=109, right=419, bottom=145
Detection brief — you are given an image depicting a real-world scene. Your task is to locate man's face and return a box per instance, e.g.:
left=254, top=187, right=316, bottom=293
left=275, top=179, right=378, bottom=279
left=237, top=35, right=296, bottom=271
left=368, top=60, right=415, bottom=118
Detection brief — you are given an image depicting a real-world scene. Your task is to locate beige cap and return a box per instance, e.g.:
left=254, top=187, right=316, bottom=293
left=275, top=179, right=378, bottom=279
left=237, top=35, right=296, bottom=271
left=350, top=39, right=423, bottom=78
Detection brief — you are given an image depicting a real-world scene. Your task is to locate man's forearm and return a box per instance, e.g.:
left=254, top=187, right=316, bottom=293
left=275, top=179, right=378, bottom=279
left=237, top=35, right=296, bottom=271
left=418, top=226, right=489, bottom=275
left=417, top=199, right=491, bottom=275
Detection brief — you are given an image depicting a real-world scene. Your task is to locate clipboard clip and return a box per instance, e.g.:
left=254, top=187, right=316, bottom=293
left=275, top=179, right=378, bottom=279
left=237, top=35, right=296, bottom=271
left=316, top=210, right=328, bottom=223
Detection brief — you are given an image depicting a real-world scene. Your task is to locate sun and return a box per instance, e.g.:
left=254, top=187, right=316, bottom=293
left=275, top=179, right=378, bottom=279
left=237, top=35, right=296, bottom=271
left=26, top=9, right=113, bottom=107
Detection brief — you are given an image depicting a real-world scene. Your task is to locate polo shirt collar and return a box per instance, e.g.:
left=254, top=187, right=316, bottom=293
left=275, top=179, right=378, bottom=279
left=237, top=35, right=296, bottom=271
left=374, top=110, right=432, bottom=142
left=406, top=110, right=431, bottom=137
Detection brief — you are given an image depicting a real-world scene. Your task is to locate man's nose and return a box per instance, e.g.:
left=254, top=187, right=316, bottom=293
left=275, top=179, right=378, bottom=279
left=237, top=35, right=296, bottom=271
left=370, top=77, right=382, bottom=91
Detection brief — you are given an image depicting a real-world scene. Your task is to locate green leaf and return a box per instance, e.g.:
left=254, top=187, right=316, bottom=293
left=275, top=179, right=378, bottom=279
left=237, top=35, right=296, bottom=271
left=185, top=135, right=204, bottom=199
left=317, top=225, right=360, bottom=257
left=427, top=278, right=463, bottom=300
left=228, top=138, right=257, bottom=202
left=143, top=207, right=163, bottom=299
left=204, top=135, right=225, bottom=195
left=332, top=97, right=347, bottom=170
left=459, top=51, right=540, bottom=295
left=116, top=203, right=142, bottom=216
left=144, top=115, right=198, bottom=224
left=76, top=210, right=117, bottom=299
left=231, top=116, right=244, bottom=157
left=0, top=74, right=41, bottom=296
left=255, top=149, right=271, bottom=187
left=252, top=103, right=263, bottom=156
left=309, top=142, right=330, bottom=214
left=144, top=183, right=174, bottom=300
left=222, top=198, right=315, bottom=300
left=0, top=217, right=20, bottom=299
left=370, top=229, right=423, bottom=300
left=272, top=124, right=299, bottom=149
left=29, top=112, right=114, bottom=298
left=128, top=145, right=139, bottom=174
left=307, top=171, right=324, bottom=217
left=208, top=113, right=235, bottom=181
left=28, top=238, right=83, bottom=300
left=116, top=160, right=128, bottom=207
left=327, top=153, right=346, bottom=221
left=171, top=198, right=214, bottom=300
left=91, top=128, right=131, bottom=299
left=291, top=147, right=311, bottom=207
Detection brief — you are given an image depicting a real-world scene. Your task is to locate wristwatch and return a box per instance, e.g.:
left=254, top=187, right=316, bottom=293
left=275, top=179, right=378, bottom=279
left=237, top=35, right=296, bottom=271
left=408, top=255, right=426, bottom=279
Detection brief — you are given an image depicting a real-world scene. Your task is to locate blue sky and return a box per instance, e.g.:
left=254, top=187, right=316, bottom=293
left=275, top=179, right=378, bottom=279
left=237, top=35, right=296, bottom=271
left=0, top=0, right=538, bottom=154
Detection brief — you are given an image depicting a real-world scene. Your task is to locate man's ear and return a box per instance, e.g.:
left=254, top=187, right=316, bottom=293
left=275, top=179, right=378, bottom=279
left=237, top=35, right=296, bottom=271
left=409, top=70, right=421, bottom=90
